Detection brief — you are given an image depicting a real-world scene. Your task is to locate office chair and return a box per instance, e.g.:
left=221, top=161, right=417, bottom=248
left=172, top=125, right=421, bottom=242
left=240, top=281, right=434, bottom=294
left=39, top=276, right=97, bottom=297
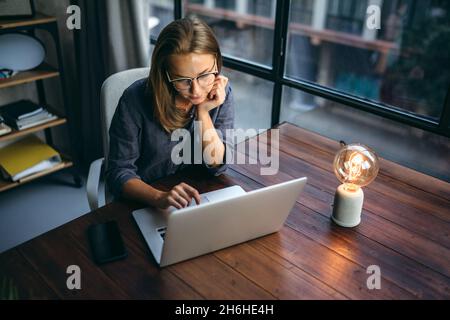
left=86, top=67, right=150, bottom=211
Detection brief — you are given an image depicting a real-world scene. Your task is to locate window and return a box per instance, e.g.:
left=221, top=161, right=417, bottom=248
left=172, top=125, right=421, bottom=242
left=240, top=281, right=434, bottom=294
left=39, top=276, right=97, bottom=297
left=326, top=0, right=367, bottom=35
left=149, top=0, right=175, bottom=38
left=222, top=67, right=273, bottom=132
left=285, top=0, right=450, bottom=121
left=183, top=0, right=276, bottom=67
left=291, top=0, right=314, bottom=25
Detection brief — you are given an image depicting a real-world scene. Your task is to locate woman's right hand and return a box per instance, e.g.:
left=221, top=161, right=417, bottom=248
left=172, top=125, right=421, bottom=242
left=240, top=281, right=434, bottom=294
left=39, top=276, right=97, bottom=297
left=155, top=182, right=201, bottom=209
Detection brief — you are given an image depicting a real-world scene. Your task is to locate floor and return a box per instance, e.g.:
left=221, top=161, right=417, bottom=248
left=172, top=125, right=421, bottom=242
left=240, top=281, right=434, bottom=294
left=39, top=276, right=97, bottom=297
left=0, top=170, right=99, bottom=254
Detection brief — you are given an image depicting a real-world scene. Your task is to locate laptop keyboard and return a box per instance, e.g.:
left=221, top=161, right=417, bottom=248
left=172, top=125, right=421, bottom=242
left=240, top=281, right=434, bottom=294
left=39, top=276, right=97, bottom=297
left=188, top=195, right=210, bottom=207
left=157, top=227, right=166, bottom=240
left=156, top=195, right=210, bottom=241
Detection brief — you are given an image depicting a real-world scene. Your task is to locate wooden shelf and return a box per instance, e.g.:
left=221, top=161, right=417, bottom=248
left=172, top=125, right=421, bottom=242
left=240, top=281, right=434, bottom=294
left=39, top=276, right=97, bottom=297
left=0, top=155, right=73, bottom=192
left=0, top=63, right=59, bottom=89
left=0, top=117, right=67, bottom=143
left=0, top=13, right=56, bottom=30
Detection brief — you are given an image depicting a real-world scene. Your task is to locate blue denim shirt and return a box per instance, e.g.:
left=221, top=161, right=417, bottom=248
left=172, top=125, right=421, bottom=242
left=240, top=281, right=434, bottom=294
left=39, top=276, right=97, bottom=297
left=105, top=78, right=235, bottom=199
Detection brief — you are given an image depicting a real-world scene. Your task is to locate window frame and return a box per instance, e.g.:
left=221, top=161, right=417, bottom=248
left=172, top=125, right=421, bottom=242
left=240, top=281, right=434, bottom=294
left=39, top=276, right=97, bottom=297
left=150, top=0, right=450, bottom=137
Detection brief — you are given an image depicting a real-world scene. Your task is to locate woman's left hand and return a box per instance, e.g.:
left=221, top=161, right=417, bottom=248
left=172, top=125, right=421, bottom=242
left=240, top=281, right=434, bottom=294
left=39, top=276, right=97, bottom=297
left=196, top=75, right=228, bottom=114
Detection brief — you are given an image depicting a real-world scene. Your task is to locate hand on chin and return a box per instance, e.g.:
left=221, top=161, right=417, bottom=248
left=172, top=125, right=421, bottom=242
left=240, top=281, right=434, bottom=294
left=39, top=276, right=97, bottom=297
left=196, top=75, right=228, bottom=114
left=195, top=97, right=217, bottom=114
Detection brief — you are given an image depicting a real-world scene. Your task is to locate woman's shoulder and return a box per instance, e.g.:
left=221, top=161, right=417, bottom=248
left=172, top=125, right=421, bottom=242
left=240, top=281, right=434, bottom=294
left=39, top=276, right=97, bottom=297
left=223, top=81, right=233, bottom=106
left=119, top=78, right=154, bottom=115
left=225, top=81, right=232, bottom=93
left=121, top=78, right=150, bottom=102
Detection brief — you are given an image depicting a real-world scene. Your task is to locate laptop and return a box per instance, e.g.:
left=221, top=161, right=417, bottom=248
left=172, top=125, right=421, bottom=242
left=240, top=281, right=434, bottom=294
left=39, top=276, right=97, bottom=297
left=132, top=177, right=307, bottom=267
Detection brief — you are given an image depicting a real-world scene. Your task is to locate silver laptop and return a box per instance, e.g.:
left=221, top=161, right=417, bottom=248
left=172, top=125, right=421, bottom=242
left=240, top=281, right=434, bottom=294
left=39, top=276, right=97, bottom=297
left=132, top=177, right=307, bottom=267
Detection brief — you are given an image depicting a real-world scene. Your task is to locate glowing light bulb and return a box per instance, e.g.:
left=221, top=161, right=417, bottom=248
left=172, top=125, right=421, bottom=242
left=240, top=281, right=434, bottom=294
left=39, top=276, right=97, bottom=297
left=333, top=144, right=379, bottom=192
left=331, top=143, right=379, bottom=227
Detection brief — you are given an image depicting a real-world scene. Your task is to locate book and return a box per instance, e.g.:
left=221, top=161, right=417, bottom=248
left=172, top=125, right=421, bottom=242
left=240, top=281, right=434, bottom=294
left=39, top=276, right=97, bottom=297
left=11, top=158, right=61, bottom=181
left=0, top=122, right=12, bottom=136
left=0, top=115, right=12, bottom=136
left=0, top=100, right=44, bottom=120
left=15, top=110, right=53, bottom=124
left=0, top=135, right=62, bottom=182
left=15, top=111, right=58, bottom=130
left=0, top=100, right=58, bottom=131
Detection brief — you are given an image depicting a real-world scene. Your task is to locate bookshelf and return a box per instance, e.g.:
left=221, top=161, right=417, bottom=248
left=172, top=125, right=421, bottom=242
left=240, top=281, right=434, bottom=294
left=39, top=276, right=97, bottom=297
left=0, top=155, right=73, bottom=192
left=0, top=113, right=66, bottom=143
left=0, top=63, right=59, bottom=89
left=0, top=13, right=56, bottom=30
left=0, top=13, right=81, bottom=191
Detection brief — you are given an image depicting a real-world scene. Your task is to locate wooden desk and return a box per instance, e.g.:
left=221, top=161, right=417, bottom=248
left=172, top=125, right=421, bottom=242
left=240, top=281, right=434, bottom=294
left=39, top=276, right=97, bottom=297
left=1, top=123, right=449, bottom=299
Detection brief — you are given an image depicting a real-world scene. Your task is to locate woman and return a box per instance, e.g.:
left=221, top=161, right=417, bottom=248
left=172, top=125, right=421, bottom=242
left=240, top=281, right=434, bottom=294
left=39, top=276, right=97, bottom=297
left=105, top=17, right=234, bottom=210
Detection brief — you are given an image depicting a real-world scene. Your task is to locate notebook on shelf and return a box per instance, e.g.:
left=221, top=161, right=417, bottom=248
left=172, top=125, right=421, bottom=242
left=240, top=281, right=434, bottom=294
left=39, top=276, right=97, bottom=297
left=0, top=100, right=43, bottom=119
left=14, top=111, right=58, bottom=130
left=0, top=135, right=62, bottom=182
left=0, top=100, right=57, bottom=131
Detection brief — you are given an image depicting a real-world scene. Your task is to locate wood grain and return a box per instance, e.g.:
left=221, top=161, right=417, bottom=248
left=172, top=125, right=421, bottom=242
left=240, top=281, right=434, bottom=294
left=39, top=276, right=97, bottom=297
left=0, top=123, right=448, bottom=299
left=0, top=63, right=59, bottom=89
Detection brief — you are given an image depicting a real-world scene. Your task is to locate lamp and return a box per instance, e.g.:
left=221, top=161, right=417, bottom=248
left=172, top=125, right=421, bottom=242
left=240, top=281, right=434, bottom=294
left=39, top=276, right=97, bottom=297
left=331, top=143, right=379, bottom=227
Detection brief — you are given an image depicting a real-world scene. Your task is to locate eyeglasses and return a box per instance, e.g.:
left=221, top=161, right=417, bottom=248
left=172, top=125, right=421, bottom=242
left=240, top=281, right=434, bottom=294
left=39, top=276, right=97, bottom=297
left=166, top=61, right=218, bottom=91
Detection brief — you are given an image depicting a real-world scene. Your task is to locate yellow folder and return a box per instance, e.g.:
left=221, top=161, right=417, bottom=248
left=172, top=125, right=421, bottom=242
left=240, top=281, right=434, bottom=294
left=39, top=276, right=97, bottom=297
left=0, top=135, right=61, bottom=179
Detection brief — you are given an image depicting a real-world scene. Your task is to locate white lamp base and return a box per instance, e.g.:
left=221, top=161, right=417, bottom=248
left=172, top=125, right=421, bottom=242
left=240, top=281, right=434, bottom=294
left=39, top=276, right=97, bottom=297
left=331, top=184, right=364, bottom=227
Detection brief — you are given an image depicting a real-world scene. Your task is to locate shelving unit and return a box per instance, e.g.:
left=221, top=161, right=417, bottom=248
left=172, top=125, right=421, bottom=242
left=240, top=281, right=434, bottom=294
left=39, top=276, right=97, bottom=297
left=0, top=63, right=59, bottom=89
left=0, top=155, right=73, bottom=193
left=0, top=13, right=81, bottom=192
left=0, top=110, right=66, bottom=143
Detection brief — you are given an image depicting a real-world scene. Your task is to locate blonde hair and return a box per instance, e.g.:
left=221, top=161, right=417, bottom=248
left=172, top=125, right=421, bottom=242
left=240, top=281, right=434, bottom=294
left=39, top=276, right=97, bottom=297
left=147, top=17, right=223, bottom=132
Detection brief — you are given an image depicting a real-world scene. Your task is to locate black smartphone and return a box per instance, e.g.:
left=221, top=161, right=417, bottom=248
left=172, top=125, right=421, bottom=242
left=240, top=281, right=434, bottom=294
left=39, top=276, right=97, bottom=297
left=87, top=221, right=127, bottom=265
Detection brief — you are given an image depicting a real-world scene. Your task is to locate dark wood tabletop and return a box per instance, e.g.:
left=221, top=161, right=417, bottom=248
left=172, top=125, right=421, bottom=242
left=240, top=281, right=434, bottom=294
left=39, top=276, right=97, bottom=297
left=1, top=122, right=449, bottom=299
